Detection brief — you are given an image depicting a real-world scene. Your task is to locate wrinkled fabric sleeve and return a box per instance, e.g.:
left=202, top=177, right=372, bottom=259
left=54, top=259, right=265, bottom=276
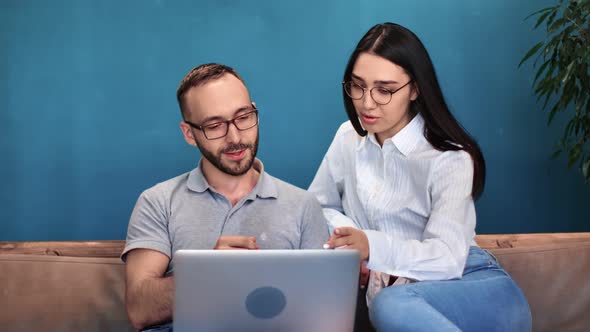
left=365, top=151, right=476, bottom=281
left=299, top=194, right=332, bottom=249
left=121, top=189, right=172, bottom=262
left=308, top=126, right=358, bottom=233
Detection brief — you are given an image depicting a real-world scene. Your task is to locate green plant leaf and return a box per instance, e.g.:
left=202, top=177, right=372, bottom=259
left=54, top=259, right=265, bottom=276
left=562, top=61, right=576, bottom=83
left=551, top=149, right=563, bottom=158
left=576, top=97, right=586, bottom=115
left=541, top=91, right=553, bottom=109
left=535, top=76, right=557, bottom=95
left=549, top=18, right=567, bottom=33
left=519, top=42, right=544, bottom=67
left=535, top=11, right=553, bottom=29
left=525, top=6, right=557, bottom=21
left=544, top=58, right=557, bottom=79
left=561, top=77, right=576, bottom=108
left=580, top=62, right=590, bottom=80
left=534, top=78, right=548, bottom=94
left=548, top=101, right=561, bottom=125
left=582, top=158, right=590, bottom=182
left=568, top=144, right=582, bottom=167
left=565, top=120, right=575, bottom=136
left=522, top=1, right=590, bottom=183
left=546, top=10, right=558, bottom=28
left=533, top=60, right=551, bottom=85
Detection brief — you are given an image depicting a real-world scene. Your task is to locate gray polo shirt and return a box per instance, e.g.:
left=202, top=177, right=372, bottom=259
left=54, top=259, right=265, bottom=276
left=122, top=159, right=329, bottom=274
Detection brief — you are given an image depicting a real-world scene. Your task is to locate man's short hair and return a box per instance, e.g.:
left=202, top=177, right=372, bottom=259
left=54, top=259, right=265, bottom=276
left=176, top=63, right=244, bottom=118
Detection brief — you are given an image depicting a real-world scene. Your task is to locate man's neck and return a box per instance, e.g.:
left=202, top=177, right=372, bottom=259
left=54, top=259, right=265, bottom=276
left=201, top=161, right=260, bottom=206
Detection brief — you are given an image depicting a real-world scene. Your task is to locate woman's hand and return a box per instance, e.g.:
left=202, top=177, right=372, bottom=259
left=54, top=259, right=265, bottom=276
left=359, top=261, right=370, bottom=289
left=324, top=227, right=370, bottom=261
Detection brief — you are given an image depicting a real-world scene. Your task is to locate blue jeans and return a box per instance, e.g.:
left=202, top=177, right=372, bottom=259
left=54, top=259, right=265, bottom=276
left=369, top=246, right=532, bottom=332
left=142, top=322, right=173, bottom=332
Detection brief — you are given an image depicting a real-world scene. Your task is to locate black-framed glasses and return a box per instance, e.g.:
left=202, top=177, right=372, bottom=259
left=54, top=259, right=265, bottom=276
left=342, top=80, right=413, bottom=105
left=184, top=106, right=259, bottom=140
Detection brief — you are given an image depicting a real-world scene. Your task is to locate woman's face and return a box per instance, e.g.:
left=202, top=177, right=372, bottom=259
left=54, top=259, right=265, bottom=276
left=350, top=52, right=418, bottom=145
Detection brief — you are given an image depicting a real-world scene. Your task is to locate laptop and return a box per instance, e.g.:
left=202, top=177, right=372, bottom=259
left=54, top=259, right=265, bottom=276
left=173, top=249, right=359, bottom=332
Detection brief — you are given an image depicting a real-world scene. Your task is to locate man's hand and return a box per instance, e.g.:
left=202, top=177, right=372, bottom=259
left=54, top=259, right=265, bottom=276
left=324, top=227, right=369, bottom=261
left=214, top=236, right=259, bottom=250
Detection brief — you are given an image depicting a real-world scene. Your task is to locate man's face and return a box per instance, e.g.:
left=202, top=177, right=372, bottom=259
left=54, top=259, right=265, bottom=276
left=181, top=74, right=258, bottom=176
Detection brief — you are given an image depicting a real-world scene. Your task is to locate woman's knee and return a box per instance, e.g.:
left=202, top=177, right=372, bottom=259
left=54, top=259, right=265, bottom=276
left=368, top=285, right=463, bottom=332
left=369, top=286, right=420, bottom=329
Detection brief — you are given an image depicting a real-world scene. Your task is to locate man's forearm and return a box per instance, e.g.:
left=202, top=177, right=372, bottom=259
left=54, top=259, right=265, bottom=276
left=127, top=276, right=175, bottom=330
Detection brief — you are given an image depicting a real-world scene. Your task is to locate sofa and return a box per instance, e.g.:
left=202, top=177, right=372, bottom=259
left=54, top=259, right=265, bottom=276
left=1, top=233, right=589, bottom=332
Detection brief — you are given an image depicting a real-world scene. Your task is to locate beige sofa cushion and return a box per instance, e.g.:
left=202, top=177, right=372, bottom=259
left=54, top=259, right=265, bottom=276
left=1, top=235, right=589, bottom=332
left=0, top=254, right=134, bottom=332
left=491, top=242, right=590, bottom=332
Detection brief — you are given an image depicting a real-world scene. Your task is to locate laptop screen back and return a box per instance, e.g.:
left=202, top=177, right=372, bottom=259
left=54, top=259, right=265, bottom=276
left=174, top=249, right=359, bottom=332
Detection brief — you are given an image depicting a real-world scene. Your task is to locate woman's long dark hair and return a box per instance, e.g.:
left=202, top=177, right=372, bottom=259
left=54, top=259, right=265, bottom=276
left=343, top=23, right=485, bottom=200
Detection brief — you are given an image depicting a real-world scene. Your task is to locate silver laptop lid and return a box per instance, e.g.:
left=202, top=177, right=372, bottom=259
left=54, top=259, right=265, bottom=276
left=174, top=249, right=359, bottom=332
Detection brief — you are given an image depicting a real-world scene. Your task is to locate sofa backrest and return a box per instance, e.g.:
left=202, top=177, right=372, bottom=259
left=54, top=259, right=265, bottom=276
left=1, top=233, right=589, bottom=332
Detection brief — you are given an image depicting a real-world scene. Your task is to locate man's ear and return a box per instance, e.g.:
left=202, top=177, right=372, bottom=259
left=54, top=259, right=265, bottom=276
left=410, top=83, right=419, bottom=101
left=180, top=121, right=197, bottom=146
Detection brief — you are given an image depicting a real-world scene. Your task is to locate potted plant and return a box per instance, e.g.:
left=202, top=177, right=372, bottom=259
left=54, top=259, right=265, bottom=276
left=519, top=0, right=590, bottom=182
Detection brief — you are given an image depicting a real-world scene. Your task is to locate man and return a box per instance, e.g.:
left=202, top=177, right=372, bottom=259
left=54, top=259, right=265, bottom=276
left=122, top=63, right=329, bottom=331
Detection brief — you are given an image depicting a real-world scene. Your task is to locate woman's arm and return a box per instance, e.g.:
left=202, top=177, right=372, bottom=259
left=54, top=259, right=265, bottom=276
left=364, top=150, right=476, bottom=281
left=309, top=155, right=358, bottom=231
left=309, top=123, right=360, bottom=232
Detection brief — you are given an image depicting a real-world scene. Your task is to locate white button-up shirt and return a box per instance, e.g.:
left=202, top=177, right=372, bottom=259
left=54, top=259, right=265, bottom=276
left=309, top=114, right=477, bottom=281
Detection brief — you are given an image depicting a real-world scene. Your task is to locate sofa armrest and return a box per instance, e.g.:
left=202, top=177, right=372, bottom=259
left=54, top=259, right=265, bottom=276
left=0, top=254, right=135, bottom=332
left=481, top=235, right=590, bottom=332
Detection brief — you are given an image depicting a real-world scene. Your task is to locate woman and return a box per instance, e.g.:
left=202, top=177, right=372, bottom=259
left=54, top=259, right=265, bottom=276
left=309, top=23, right=531, bottom=331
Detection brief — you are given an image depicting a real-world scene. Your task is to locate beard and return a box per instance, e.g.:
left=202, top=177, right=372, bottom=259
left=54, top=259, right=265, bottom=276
left=196, top=132, right=259, bottom=176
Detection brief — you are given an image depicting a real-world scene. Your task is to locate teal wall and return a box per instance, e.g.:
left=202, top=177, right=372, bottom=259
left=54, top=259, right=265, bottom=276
left=1, top=0, right=588, bottom=241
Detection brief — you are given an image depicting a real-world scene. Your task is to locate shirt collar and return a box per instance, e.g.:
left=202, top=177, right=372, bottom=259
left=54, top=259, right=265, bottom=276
left=356, top=113, right=425, bottom=156
left=186, top=158, right=277, bottom=199
left=186, top=159, right=209, bottom=193
left=390, top=113, right=425, bottom=156
left=252, top=160, right=278, bottom=199
left=356, top=130, right=379, bottom=151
